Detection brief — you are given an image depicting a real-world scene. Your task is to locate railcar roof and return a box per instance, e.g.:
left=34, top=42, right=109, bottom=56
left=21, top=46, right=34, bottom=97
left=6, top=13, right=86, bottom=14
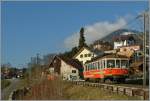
left=85, top=54, right=129, bottom=64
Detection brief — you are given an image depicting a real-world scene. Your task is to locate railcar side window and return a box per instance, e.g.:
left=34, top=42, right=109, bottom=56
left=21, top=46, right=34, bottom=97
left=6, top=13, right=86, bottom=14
left=101, top=60, right=104, bottom=68
left=93, top=63, right=96, bottom=70
left=84, top=65, right=86, bottom=71
left=95, top=62, right=97, bottom=70
left=97, top=62, right=99, bottom=69
left=91, top=63, right=93, bottom=70
left=89, top=63, right=91, bottom=70
left=92, top=63, right=94, bottom=70
left=93, top=63, right=95, bottom=69
left=98, top=61, right=100, bottom=69
left=107, top=60, right=115, bottom=68
left=94, top=63, right=96, bottom=70
left=121, top=60, right=128, bottom=68
left=116, top=60, right=120, bottom=68
left=100, top=61, right=102, bottom=69
left=104, top=60, right=106, bottom=68
left=88, top=64, right=90, bottom=70
left=86, top=65, right=88, bottom=71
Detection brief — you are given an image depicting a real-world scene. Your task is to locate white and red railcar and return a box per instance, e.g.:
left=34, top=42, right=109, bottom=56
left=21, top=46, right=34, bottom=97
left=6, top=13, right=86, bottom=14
left=83, top=54, right=129, bottom=82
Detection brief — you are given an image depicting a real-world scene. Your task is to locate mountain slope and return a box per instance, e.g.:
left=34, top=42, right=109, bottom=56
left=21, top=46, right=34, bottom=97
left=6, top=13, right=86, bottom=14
left=92, top=29, right=143, bottom=46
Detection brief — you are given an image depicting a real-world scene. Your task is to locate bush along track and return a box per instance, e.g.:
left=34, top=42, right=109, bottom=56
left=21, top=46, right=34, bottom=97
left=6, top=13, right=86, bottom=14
left=9, top=87, right=30, bottom=100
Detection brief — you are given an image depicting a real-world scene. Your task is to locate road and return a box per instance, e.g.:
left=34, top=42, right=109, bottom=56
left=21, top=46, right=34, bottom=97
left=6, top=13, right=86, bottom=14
left=1, top=78, right=26, bottom=100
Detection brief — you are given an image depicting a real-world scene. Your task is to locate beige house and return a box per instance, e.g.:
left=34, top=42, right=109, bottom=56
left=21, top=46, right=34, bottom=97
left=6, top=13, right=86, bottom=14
left=92, top=40, right=113, bottom=51
left=117, top=45, right=140, bottom=58
left=49, top=56, right=83, bottom=80
left=73, top=47, right=98, bottom=64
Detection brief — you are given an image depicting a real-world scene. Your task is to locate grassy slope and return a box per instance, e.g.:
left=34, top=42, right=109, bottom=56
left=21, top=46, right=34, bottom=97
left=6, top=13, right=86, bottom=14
left=1, top=79, right=11, bottom=90
left=63, top=82, right=141, bottom=100
left=21, top=79, right=141, bottom=100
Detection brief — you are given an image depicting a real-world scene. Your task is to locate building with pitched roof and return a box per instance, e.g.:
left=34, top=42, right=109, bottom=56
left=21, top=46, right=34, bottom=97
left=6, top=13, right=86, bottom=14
left=49, top=55, right=83, bottom=80
left=73, top=46, right=103, bottom=64
left=113, top=34, right=136, bottom=49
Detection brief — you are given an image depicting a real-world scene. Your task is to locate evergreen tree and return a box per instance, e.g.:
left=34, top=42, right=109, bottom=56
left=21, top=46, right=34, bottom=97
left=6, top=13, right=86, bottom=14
left=78, top=27, right=87, bottom=48
left=71, top=46, right=78, bottom=57
left=61, top=46, right=78, bottom=58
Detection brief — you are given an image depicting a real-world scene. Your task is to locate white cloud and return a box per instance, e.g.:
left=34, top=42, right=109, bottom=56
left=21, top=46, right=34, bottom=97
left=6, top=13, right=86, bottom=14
left=64, top=17, right=127, bottom=49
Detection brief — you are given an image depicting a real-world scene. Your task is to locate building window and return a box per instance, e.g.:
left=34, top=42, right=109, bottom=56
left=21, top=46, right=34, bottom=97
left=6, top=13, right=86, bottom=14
left=84, top=54, right=87, bottom=57
left=80, top=54, right=83, bottom=58
left=72, top=70, right=76, bottom=73
left=88, top=53, right=91, bottom=57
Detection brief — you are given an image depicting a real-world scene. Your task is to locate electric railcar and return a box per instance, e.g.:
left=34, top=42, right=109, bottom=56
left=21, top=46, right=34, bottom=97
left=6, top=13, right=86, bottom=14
left=83, top=55, right=129, bottom=83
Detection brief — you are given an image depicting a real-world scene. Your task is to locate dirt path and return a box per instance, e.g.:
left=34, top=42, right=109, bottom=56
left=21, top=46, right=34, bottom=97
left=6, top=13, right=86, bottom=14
left=1, top=78, right=26, bottom=100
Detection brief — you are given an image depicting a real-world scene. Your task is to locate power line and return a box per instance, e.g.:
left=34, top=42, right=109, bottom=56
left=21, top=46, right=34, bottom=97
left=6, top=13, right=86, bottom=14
left=111, top=13, right=143, bottom=33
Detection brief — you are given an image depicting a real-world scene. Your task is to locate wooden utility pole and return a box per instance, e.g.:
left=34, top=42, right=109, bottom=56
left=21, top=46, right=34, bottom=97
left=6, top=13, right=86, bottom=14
left=143, top=11, right=147, bottom=87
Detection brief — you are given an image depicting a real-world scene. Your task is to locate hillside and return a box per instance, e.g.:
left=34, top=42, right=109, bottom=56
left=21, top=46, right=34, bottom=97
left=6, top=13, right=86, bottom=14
left=91, top=29, right=143, bottom=46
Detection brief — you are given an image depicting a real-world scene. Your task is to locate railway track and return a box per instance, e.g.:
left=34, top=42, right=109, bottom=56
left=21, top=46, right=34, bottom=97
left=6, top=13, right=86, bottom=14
left=69, top=81, right=149, bottom=100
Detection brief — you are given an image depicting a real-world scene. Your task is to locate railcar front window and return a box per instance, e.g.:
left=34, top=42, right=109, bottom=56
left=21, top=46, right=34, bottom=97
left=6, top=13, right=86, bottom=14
left=121, top=60, right=128, bottom=68
left=107, top=60, right=115, bottom=68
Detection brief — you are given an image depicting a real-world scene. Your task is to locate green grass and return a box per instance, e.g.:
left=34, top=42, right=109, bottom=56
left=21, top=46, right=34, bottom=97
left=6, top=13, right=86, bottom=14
left=63, top=82, right=141, bottom=100
left=1, top=79, right=11, bottom=90
left=20, top=79, right=142, bottom=100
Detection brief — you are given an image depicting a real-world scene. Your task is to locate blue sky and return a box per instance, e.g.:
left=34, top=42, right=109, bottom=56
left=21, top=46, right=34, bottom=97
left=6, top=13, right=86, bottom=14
left=1, top=1, right=148, bottom=68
